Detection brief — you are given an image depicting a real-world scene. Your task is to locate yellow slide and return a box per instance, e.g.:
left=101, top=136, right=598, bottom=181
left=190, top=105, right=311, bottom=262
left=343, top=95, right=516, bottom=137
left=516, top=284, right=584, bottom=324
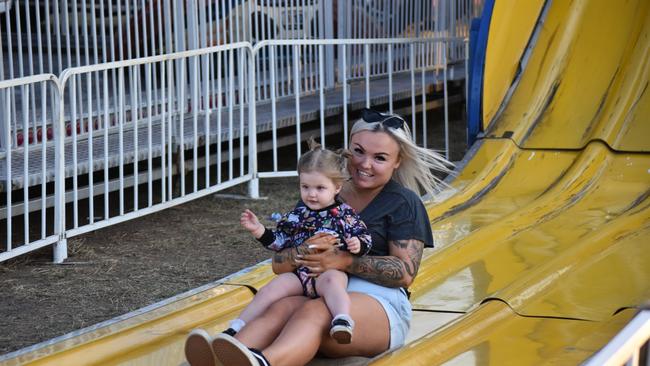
left=2, top=0, right=649, bottom=365
left=375, top=0, right=650, bottom=364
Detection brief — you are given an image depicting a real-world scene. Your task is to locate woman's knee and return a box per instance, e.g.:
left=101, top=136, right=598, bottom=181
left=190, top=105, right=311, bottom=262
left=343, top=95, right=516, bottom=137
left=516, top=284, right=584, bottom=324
left=261, top=296, right=308, bottom=322
left=292, top=298, right=331, bottom=325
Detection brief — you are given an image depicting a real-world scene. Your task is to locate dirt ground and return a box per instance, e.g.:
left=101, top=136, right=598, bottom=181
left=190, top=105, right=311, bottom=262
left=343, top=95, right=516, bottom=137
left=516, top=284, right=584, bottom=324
left=0, top=177, right=299, bottom=355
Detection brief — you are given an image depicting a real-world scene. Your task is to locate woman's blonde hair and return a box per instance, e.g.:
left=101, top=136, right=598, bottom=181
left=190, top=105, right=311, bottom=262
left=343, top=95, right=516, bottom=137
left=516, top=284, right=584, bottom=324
left=350, top=112, right=453, bottom=198
left=297, top=138, right=350, bottom=187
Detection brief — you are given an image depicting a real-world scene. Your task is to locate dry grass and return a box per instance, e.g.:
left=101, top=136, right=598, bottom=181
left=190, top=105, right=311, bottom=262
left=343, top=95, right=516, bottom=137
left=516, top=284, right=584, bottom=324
left=0, top=177, right=299, bottom=355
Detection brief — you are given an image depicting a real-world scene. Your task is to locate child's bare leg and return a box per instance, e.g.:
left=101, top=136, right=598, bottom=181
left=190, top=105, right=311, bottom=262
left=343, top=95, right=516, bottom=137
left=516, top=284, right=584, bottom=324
left=314, top=269, right=350, bottom=316
left=314, top=269, right=355, bottom=344
left=229, top=273, right=302, bottom=332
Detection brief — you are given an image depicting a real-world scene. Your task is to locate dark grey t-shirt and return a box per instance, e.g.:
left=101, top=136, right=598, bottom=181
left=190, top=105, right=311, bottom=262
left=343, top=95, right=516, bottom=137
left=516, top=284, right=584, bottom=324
left=358, top=180, right=434, bottom=256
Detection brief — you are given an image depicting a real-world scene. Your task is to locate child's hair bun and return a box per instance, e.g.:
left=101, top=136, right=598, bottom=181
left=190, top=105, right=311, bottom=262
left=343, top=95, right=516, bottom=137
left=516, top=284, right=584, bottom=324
left=307, top=136, right=322, bottom=151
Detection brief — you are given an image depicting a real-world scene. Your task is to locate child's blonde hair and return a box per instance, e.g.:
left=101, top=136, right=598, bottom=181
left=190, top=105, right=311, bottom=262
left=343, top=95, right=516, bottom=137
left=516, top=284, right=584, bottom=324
left=297, top=138, right=350, bottom=187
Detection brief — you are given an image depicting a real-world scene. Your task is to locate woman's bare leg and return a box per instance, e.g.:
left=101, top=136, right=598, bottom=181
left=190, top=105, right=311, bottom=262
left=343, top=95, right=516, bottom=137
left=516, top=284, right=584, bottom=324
left=235, top=295, right=309, bottom=350
left=318, top=293, right=390, bottom=357
left=314, top=270, right=350, bottom=318
left=263, top=293, right=390, bottom=366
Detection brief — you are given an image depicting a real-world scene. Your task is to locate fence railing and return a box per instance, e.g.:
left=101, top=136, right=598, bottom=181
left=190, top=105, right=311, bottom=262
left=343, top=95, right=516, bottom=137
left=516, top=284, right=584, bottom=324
left=583, top=309, right=650, bottom=366
left=0, top=0, right=481, bottom=149
left=0, top=36, right=465, bottom=263
left=251, top=37, right=462, bottom=180
left=0, top=74, right=66, bottom=261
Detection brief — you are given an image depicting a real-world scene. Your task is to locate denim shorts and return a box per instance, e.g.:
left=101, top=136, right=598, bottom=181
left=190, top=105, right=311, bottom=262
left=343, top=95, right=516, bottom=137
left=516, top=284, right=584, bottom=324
left=347, top=276, right=412, bottom=350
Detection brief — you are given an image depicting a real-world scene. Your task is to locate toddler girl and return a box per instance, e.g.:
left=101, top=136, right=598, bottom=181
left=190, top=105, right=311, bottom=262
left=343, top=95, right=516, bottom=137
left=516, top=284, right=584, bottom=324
left=230, top=141, right=371, bottom=344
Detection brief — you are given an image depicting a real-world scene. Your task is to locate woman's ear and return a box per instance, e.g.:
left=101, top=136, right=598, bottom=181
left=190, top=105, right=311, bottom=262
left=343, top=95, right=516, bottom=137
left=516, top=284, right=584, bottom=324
left=394, top=155, right=401, bottom=169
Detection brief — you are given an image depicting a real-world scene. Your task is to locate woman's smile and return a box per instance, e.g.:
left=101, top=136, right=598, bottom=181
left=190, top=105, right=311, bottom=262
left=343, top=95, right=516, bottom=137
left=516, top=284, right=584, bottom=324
left=348, top=130, right=401, bottom=191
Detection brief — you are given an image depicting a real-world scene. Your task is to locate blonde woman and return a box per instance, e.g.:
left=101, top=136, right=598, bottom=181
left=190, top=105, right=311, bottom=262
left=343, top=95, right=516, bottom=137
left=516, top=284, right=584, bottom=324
left=185, top=108, right=451, bottom=366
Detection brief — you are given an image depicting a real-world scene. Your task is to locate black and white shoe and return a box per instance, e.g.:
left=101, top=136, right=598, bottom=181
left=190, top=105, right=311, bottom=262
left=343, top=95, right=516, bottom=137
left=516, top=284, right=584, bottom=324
left=211, top=333, right=259, bottom=366
left=250, top=348, right=272, bottom=366
left=329, top=317, right=354, bottom=344
left=185, top=328, right=219, bottom=366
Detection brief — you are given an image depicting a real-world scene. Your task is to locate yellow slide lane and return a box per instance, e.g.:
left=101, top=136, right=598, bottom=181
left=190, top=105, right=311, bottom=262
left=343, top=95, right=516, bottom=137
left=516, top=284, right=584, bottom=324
left=486, top=0, right=650, bottom=151
left=373, top=302, right=638, bottom=366
left=376, top=0, right=650, bottom=363
left=0, top=264, right=273, bottom=366
left=412, top=145, right=650, bottom=316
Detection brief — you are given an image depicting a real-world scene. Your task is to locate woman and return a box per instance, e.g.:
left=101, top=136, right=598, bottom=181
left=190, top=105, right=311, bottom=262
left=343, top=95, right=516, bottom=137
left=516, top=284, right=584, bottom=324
left=185, top=108, right=451, bottom=366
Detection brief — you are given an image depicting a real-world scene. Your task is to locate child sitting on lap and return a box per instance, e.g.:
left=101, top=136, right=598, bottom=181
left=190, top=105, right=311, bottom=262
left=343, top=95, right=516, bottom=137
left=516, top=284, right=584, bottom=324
left=228, top=141, right=371, bottom=344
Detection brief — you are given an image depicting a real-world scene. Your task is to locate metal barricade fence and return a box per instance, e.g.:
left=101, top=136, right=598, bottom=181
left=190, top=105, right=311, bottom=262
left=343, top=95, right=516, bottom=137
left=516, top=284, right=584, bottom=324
left=0, top=0, right=482, bottom=150
left=252, top=37, right=464, bottom=181
left=56, top=41, right=258, bottom=253
left=1, top=42, right=258, bottom=262
left=0, top=74, right=66, bottom=261
left=1, top=36, right=464, bottom=262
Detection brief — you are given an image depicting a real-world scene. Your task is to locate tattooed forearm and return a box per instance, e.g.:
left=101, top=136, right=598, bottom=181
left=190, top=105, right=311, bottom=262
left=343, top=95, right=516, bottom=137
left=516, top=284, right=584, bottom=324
left=399, top=239, right=423, bottom=278
left=272, top=245, right=313, bottom=268
left=350, top=256, right=405, bottom=287
left=349, top=239, right=425, bottom=287
left=272, top=251, right=291, bottom=264
left=272, top=247, right=300, bottom=273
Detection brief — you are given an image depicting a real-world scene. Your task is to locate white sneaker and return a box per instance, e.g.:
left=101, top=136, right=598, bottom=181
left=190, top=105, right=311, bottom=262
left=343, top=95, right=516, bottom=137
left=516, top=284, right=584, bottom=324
left=211, top=333, right=259, bottom=366
left=185, top=328, right=219, bottom=366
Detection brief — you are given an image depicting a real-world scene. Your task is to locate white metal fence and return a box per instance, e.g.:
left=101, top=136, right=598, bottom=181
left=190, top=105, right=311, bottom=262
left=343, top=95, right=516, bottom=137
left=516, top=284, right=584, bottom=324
left=1, top=36, right=465, bottom=263
left=1, top=0, right=482, bottom=262
left=0, top=0, right=481, bottom=149
left=0, top=74, right=65, bottom=260
left=252, top=37, right=463, bottom=178
left=584, top=310, right=650, bottom=366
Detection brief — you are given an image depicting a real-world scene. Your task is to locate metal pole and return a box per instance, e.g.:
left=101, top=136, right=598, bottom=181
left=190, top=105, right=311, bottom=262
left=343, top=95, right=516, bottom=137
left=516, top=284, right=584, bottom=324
left=443, top=42, right=449, bottom=159
left=54, top=82, right=67, bottom=263
left=248, top=47, right=259, bottom=198
left=294, top=44, right=301, bottom=159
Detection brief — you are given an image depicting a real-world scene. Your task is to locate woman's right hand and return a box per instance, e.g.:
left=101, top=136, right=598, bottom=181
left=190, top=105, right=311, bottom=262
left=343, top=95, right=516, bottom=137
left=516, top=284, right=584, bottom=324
left=271, top=232, right=337, bottom=274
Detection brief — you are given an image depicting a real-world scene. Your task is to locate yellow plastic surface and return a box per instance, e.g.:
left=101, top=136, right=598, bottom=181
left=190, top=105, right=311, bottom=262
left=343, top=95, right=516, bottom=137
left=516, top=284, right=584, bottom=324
left=482, top=0, right=546, bottom=128
left=412, top=144, right=650, bottom=320
left=0, top=266, right=275, bottom=365
left=486, top=0, right=650, bottom=152
left=371, top=302, right=637, bottom=366
left=2, top=0, right=649, bottom=365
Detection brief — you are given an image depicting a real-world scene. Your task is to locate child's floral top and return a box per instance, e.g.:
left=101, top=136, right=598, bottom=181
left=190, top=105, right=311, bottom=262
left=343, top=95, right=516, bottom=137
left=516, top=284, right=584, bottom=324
left=257, top=199, right=372, bottom=256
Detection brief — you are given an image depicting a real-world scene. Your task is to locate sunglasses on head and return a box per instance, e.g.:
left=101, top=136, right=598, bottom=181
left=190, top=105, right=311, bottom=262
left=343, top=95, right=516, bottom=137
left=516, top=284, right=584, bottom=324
left=361, top=108, right=405, bottom=130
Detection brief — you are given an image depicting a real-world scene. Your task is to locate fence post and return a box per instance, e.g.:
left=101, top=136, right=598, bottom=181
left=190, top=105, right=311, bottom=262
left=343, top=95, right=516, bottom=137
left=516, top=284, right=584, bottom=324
left=247, top=46, right=259, bottom=199
left=323, top=0, right=335, bottom=88
left=337, top=0, right=347, bottom=85
left=0, top=89, right=5, bottom=151
left=53, top=81, right=67, bottom=263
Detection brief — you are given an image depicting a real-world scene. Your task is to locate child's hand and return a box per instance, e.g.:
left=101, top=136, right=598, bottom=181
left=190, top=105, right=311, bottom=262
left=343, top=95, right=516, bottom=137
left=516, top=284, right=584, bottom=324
left=240, top=209, right=265, bottom=238
left=345, top=236, right=361, bottom=254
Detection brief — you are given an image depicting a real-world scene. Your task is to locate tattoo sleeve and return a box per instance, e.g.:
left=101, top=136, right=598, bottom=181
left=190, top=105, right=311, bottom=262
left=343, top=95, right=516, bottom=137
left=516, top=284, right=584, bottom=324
left=272, top=245, right=312, bottom=271
left=348, top=239, right=424, bottom=288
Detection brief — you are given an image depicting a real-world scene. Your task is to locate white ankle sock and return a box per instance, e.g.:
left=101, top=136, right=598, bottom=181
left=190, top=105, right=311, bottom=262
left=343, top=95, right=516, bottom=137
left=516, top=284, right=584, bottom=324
left=229, top=318, right=246, bottom=332
left=332, top=314, right=354, bottom=328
